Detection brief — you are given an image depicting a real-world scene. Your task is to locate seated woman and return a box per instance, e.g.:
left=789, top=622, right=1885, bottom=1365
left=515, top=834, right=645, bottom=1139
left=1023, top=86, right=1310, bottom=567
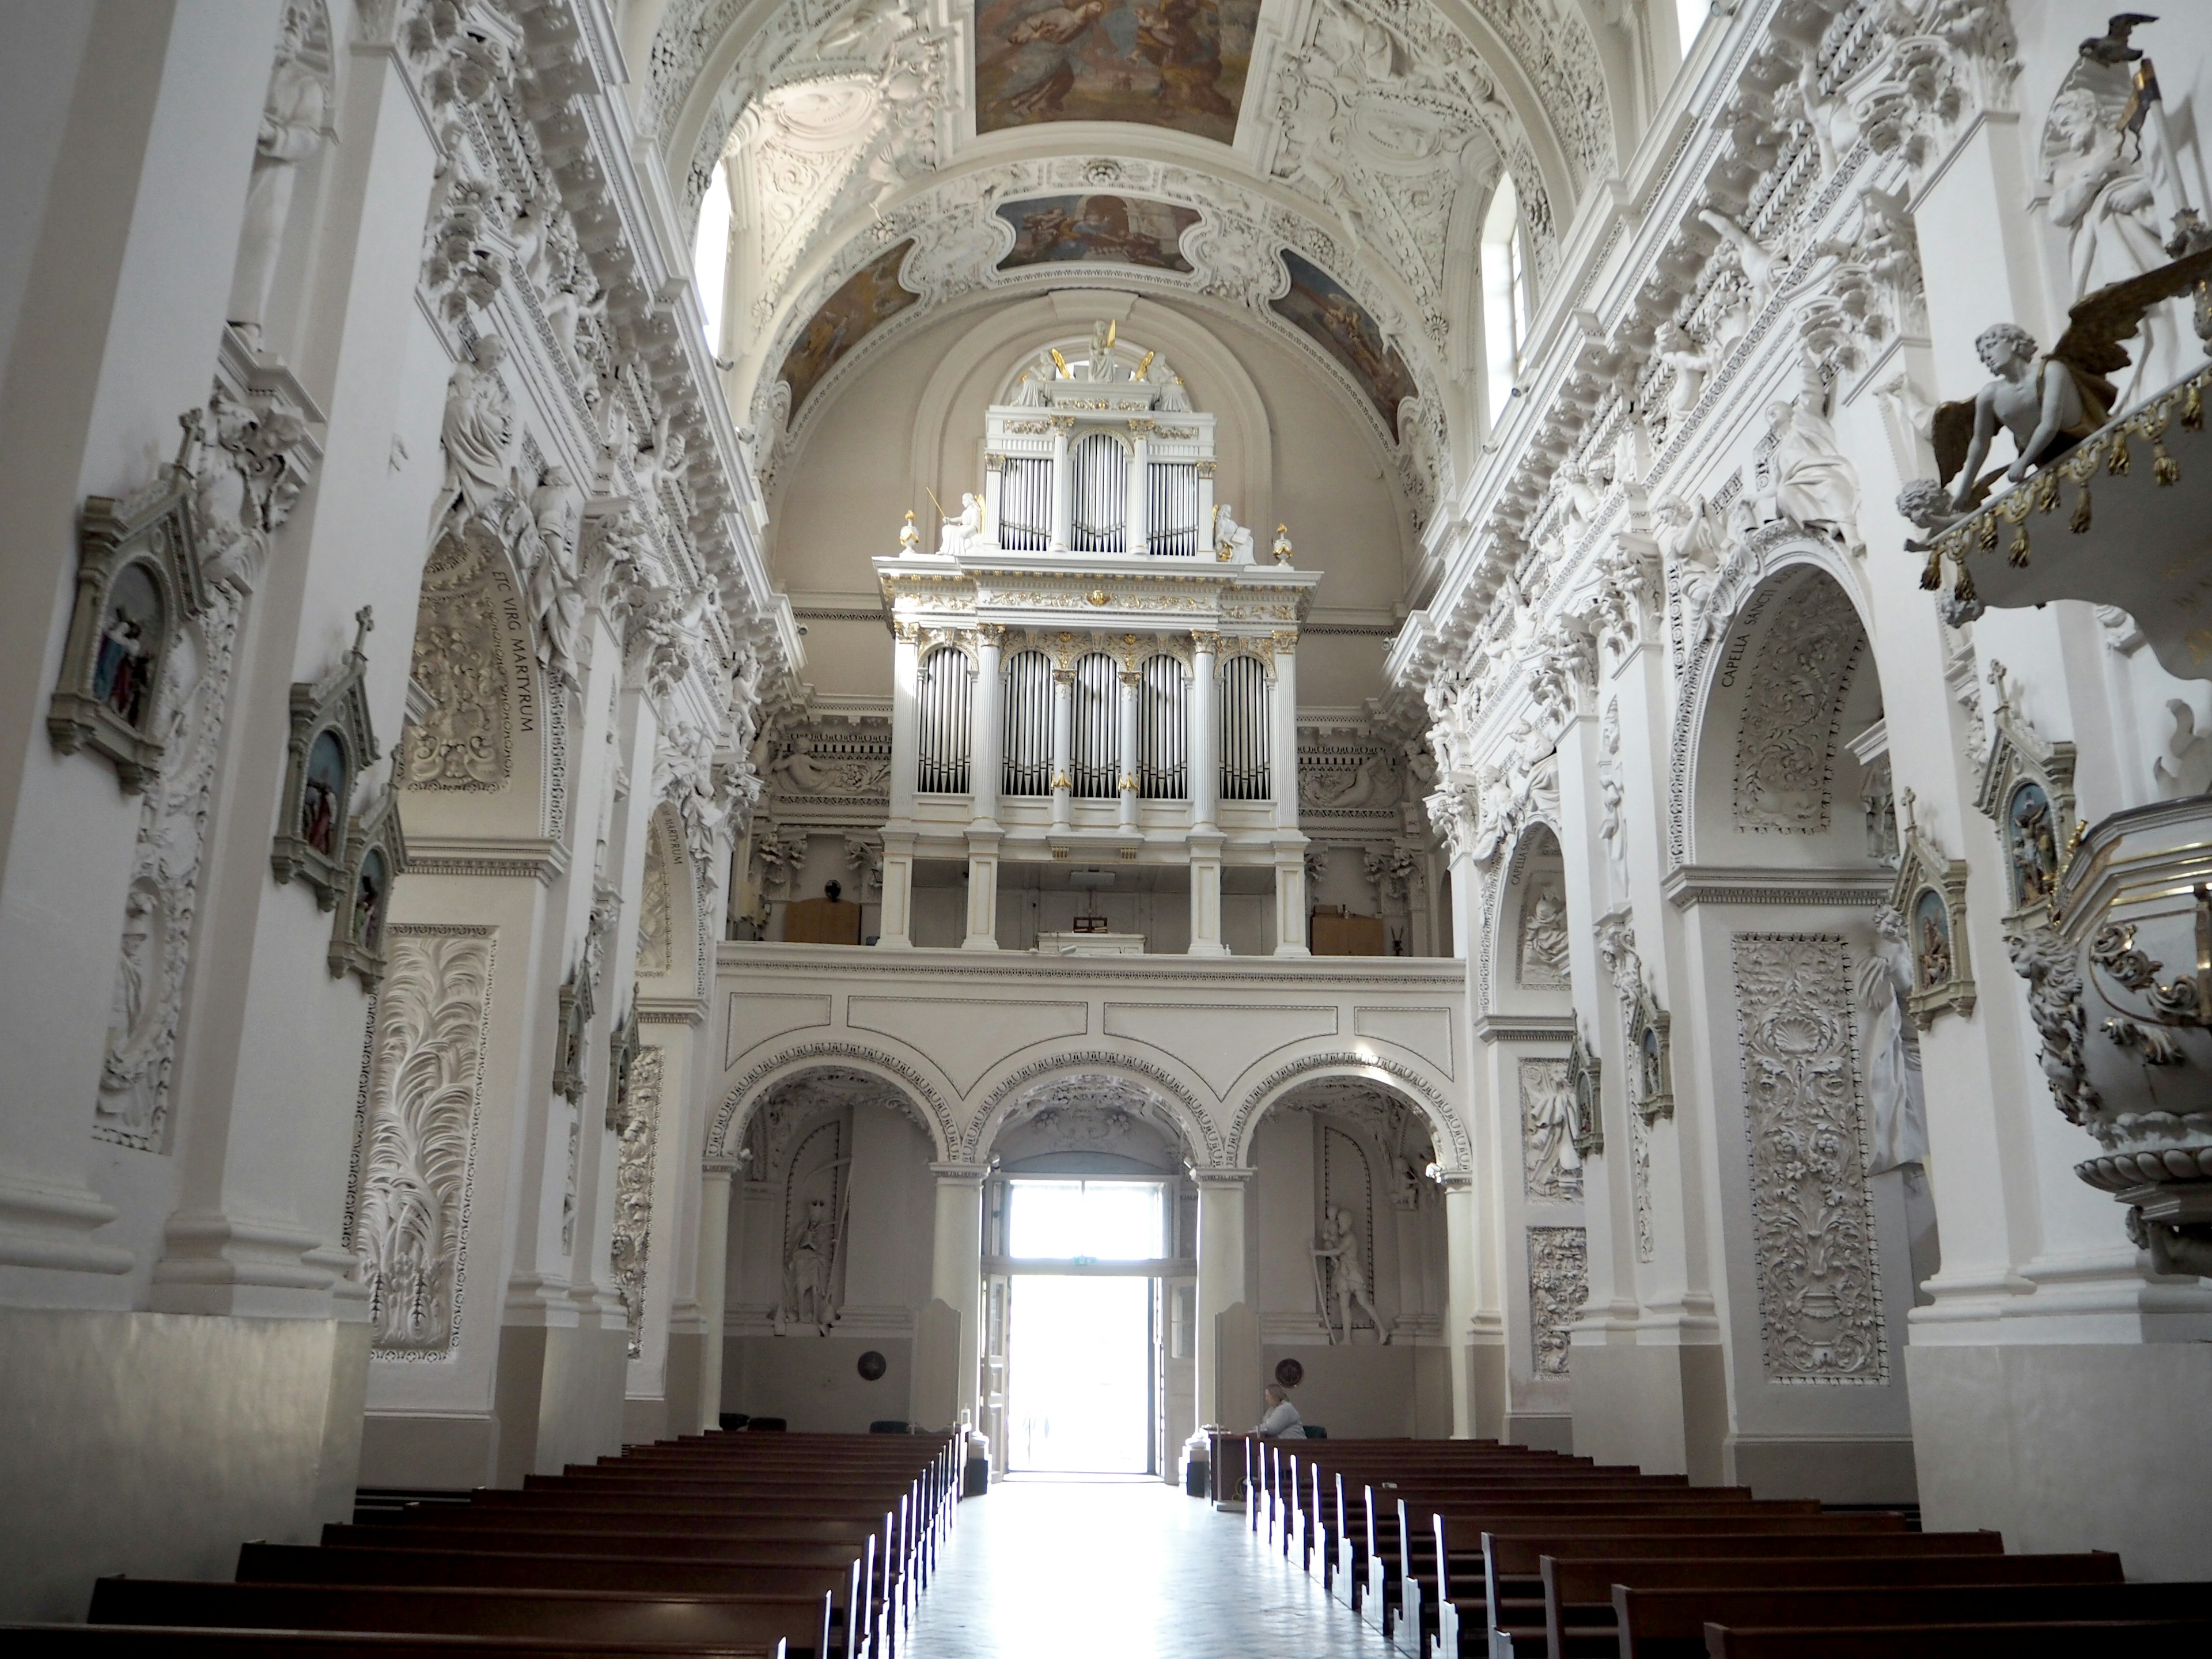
left=1252, top=1383, right=1306, bottom=1440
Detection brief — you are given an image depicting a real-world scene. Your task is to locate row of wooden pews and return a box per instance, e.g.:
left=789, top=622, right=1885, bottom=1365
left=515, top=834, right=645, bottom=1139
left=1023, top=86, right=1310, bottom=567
left=1213, top=1431, right=2211, bottom=1657
left=3, top=1429, right=960, bottom=1659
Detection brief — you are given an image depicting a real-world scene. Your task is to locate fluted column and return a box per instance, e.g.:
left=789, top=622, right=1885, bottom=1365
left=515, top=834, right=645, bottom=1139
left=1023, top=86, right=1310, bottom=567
left=1050, top=666, right=1074, bottom=831
left=1049, top=417, right=1073, bottom=551
left=1117, top=666, right=1141, bottom=832
left=1126, top=423, right=1150, bottom=554
left=889, top=621, right=921, bottom=824
left=1270, top=636, right=1299, bottom=832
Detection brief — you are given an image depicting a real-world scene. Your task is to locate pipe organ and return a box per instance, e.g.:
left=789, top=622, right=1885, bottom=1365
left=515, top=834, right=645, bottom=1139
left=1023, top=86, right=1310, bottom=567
left=874, top=338, right=1320, bottom=955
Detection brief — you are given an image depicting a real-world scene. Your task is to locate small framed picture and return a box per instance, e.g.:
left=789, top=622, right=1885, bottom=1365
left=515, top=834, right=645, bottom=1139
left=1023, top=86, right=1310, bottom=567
left=328, top=781, right=406, bottom=988
left=1893, top=790, right=1975, bottom=1029
left=274, top=608, right=380, bottom=908
left=48, top=449, right=209, bottom=792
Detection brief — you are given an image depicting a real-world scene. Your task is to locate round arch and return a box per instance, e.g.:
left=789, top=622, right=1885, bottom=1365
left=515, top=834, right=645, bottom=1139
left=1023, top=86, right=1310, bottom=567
left=1667, top=529, right=1878, bottom=871
left=964, top=1045, right=1225, bottom=1168
left=1482, top=818, right=1571, bottom=1016
left=711, top=1041, right=959, bottom=1162
left=1228, top=1044, right=1468, bottom=1173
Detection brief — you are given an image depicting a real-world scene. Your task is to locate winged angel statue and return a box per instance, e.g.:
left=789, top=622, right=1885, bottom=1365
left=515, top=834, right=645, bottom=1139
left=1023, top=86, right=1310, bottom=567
left=1925, top=244, right=2212, bottom=519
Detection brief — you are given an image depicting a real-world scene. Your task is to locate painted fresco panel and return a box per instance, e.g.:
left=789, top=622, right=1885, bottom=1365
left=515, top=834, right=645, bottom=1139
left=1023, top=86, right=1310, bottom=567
left=778, top=241, right=918, bottom=422
left=1271, top=251, right=1416, bottom=439
left=974, top=0, right=1259, bottom=144
left=996, top=194, right=1200, bottom=272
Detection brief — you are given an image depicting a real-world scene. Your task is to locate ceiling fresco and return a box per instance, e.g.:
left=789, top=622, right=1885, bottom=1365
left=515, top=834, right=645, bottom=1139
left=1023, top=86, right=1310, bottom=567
left=777, top=240, right=919, bottom=421
left=995, top=193, right=1201, bottom=272
left=1272, top=250, right=1418, bottom=438
left=972, top=0, right=1261, bottom=143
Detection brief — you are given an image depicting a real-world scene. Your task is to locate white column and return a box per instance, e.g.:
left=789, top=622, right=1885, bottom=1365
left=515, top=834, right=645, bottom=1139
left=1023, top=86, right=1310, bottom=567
left=1190, top=633, right=1219, bottom=830
left=877, top=834, right=914, bottom=949
left=1126, top=425, right=1149, bottom=554
left=1270, top=639, right=1300, bottom=832
left=1117, top=666, right=1141, bottom=832
left=1050, top=667, right=1074, bottom=831
left=1197, top=464, right=1217, bottom=557
left=1049, top=419, right=1073, bottom=551
left=963, top=841, right=999, bottom=950
left=1189, top=855, right=1226, bottom=956
left=889, top=622, right=921, bottom=824
left=983, top=454, right=1004, bottom=546
left=1442, top=1173, right=1476, bottom=1438
left=1195, top=1170, right=1254, bottom=1429
left=1272, top=855, right=1309, bottom=957
left=929, top=1164, right=988, bottom=1428
left=969, top=627, right=1002, bottom=831
left=694, top=1159, right=736, bottom=1431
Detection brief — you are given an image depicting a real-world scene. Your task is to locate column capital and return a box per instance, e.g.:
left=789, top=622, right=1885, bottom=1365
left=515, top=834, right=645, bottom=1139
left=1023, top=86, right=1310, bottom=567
left=702, top=1157, right=741, bottom=1179
left=1192, top=1165, right=1256, bottom=1187
left=1191, top=629, right=1220, bottom=652
left=1433, top=1168, right=1473, bottom=1193
left=929, top=1161, right=991, bottom=1185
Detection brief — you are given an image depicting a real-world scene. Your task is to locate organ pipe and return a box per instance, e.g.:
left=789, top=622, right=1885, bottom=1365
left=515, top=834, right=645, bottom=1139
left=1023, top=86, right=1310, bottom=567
left=1069, top=432, right=1129, bottom=553
left=1146, top=463, right=1199, bottom=556
left=1070, top=653, right=1118, bottom=798
left=1219, top=654, right=1270, bottom=801
left=1001, top=650, right=1052, bottom=796
left=914, top=646, right=971, bottom=794
left=1138, top=655, right=1187, bottom=798
left=999, top=459, right=1051, bottom=551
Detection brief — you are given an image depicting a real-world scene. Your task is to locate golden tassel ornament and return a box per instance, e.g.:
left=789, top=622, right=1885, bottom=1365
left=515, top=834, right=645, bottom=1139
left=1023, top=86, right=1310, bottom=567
left=2008, top=524, right=2031, bottom=566
left=1979, top=514, right=1999, bottom=549
left=2154, top=437, right=2180, bottom=485
left=2070, top=483, right=2093, bottom=533
left=2185, top=381, right=2204, bottom=432
left=2109, top=435, right=2133, bottom=475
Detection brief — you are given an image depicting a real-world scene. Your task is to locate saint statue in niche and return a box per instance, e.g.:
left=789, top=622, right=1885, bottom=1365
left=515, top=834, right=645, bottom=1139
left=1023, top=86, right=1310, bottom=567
left=1311, top=1205, right=1389, bottom=1346
left=1518, top=883, right=1571, bottom=988
left=781, top=1196, right=842, bottom=1335
left=300, top=730, right=347, bottom=859
left=353, top=846, right=388, bottom=954
left=1912, top=887, right=1953, bottom=991
left=92, top=564, right=162, bottom=731
left=2006, top=781, right=2061, bottom=909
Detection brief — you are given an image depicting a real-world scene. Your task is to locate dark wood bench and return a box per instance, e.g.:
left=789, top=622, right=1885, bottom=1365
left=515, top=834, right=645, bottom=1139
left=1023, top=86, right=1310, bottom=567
left=1536, top=1553, right=2123, bottom=1659
left=0, top=1628, right=784, bottom=1657
left=1701, top=1620, right=2212, bottom=1657
left=88, top=1580, right=832, bottom=1659
left=1616, top=1582, right=2212, bottom=1659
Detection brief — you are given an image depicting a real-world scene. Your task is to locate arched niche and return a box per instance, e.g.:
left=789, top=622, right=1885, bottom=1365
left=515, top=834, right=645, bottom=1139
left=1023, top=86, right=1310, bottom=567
left=1490, top=823, right=1574, bottom=1016
left=396, top=520, right=562, bottom=847
left=984, top=1071, right=1198, bottom=1180
left=1685, top=559, right=1885, bottom=873
left=635, top=802, right=709, bottom=1006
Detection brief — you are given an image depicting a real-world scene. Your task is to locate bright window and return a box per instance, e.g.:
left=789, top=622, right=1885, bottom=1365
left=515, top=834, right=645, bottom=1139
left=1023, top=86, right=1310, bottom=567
left=1675, top=0, right=1710, bottom=66
left=1006, top=1179, right=1164, bottom=1260
left=691, top=159, right=733, bottom=358
left=1482, top=176, right=1529, bottom=430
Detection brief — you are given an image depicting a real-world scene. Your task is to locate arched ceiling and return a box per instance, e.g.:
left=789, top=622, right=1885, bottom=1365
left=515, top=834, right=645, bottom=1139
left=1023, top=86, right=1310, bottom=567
left=638, top=0, right=1631, bottom=524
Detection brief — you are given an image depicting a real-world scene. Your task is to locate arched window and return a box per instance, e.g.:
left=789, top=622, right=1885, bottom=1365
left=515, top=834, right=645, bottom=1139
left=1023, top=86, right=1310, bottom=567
left=1071, top=652, right=1119, bottom=798
left=1219, top=655, right=1270, bottom=801
left=690, top=159, right=733, bottom=361
left=915, top=645, right=971, bottom=794
left=1673, top=0, right=1710, bottom=69
left=1001, top=650, right=1052, bottom=796
left=1137, top=654, right=1186, bottom=799
left=1482, top=176, right=1531, bottom=430
left=1069, top=431, right=1129, bottom=552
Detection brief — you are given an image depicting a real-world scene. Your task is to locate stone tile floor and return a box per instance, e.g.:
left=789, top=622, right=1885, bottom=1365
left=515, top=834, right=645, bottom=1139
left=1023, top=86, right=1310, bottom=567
left=907, top=1474, right=1403, bottom=1657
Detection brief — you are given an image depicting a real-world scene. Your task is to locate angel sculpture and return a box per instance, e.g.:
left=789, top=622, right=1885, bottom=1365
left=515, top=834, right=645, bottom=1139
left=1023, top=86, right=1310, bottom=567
left=1937, top=244, right=2212, bottom=512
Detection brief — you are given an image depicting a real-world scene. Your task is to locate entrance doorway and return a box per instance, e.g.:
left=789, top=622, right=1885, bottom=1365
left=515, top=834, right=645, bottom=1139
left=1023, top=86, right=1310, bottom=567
left=999, top=1179, right=1164, bottom=1475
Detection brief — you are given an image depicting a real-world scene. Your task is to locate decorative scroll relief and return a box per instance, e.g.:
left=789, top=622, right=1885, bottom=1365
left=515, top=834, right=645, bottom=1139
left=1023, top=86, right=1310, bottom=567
left=1528, top=1225, right=1588, bottom=1377
left=1519, top=1058, right=1581, bottom=1202
left=1630, top=1105, right=1654, bottom=1263
left=637, top=818, right=673, bottom=975
left=1732, top=933, right=1887, bottom=1384
left=404, top=530, right=519, bottom=791
left=97, top=588, right=244, bottom=1150
left=351, top=926, right=495, bottom=1359
left=612, top=1043, right=664, bottom=1359
left=1733, top=582, right=1863, bottom=832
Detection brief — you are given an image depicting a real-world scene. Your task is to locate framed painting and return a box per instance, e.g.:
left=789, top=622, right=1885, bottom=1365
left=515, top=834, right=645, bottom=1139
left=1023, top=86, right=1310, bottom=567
left=1567, top=1018, right=1604, bottom=1159
left=778, top=241, right=917, bottom=422
left=1270, top=251, right=1418, bottom=439
left=49, top=435, right=211, bottom=793
left=1974, top=662, right=2077, bottom=922
left=328, top=781, right=406, bottom=989
left=274, top=607, right=381, bottom=909
left=1892, top=789, right=1975, bottom=1028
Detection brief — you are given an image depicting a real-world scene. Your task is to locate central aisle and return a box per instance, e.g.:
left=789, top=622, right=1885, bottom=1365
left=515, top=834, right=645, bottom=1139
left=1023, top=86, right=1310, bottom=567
left=907, top=1475, right=1402, bottom=1658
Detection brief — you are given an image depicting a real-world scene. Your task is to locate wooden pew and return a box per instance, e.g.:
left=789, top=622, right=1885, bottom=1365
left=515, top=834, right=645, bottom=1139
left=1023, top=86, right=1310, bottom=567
left=1616, top=1581, right=2212, bottom=1659
left=0, top=1629, right=786, bottom=1657
left=1539, top=1553, right=2123, bottom=1659
left=1702, top=1620, right=2212, bottom=1658
left=86, top=1581, right=831, bottom=1659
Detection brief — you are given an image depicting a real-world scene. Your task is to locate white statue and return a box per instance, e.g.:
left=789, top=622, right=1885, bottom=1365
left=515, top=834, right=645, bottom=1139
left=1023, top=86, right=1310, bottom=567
left=1698, top=206, right=1783, bottom=316
left=2044, top=85, right=2166, bottom=301
left=228, top=3, right=329, bottom=348
left=1011, top=362, right=1049, bottom=407
left=528, top=527, right=588, bottom=691
left=778, top=1195, right=841, bottom=1335
left=437, top=336, right=519, bottom=529
left=529, top=464, right=582, bottom=562
left=1150, top=356, right=1192, bottom=412
left=1767, top=381, right=1862, bottom=553
left=1945, top=323, right=2102, bottom=510
left=937, top=491, right=984, bottom=556
left=1312, top=1205, right=1389, bottom=1346
left=1656, top=322, right=1715, bottom=429
left=1213, top=502, right=1255, bottom=564
left=772, top=734, right=839, bottom=794
left=1523, top=1061, right=1582, bottom=1197
left=1858, top=906, right=1930, bottom=1175
left=2154, top=699, right=2212, bottom=798
left=1599, top=702, right=1627, bottom=899
left=1518, top=885, right=1571, bottom=986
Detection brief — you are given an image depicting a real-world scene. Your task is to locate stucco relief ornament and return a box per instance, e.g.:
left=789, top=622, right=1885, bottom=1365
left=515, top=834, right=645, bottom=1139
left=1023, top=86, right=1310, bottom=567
left=1858, top=906, right=1930, bottom=1175
left=1520, top=1057, right=1582, bottom=1203
left=49, top=416, right=213, bottom=793
left=1527, top=1226, right=1588, bottom=1378
left=1597, top=700, right=1627, bottom=900
left=525, top=463, right=589, bottom=692
left=1517, top=883, right=1571, bottom=988
left=228, top=1, right=332, bottom=352
left=435, top=337, right=522, bottom=535
left=272, top=607, right=380, bottom=910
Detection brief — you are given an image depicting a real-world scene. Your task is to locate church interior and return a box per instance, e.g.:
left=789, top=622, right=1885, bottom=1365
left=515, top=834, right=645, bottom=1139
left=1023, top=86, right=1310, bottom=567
left=3, top=0, right=2211, bottom=1650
